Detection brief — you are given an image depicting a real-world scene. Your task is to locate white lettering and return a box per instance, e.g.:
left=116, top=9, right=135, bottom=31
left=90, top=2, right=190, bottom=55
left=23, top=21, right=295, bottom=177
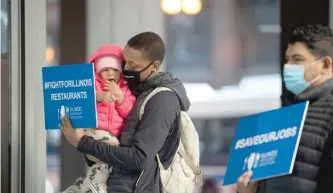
left=235, top=126, right=297, bottom=150
left=50, top=91, right=87, bottom=100
left=44, top=79, right=93, bottom=89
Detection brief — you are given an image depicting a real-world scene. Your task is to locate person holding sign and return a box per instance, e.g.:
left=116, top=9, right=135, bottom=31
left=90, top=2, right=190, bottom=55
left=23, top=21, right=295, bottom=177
left=60, top=32, right=198, bottom=193
left=62, top=45, right=136, bottom=193
left=236, top=24, right=333, bottom=193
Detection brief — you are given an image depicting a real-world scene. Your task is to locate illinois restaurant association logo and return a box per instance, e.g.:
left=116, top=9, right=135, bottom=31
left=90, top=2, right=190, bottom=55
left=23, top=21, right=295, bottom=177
left=242, top=150, right=278, bottom=171
left=57, top=105, right=83, bottom=120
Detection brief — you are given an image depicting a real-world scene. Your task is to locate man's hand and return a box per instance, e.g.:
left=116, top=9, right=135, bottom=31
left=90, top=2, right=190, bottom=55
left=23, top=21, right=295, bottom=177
left=59, top=116, right=86, bottom=147
left=85, top=129, right=97, bottom=136
left=96, top=91, right=116, bottom=103
left=236, top=171, right=258, bottom=193
left=104, top=81, right=124, bottom=104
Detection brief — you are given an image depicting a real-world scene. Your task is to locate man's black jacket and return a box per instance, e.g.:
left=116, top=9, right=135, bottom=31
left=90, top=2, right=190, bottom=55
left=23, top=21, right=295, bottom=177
left=77, top=72, right=191, bottom=193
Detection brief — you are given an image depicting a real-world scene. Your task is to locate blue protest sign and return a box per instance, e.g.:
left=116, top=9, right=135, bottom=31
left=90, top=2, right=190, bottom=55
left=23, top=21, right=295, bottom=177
left=42, top=63, right=97, bottom=130
left=223, top=101, right=309, bottom=186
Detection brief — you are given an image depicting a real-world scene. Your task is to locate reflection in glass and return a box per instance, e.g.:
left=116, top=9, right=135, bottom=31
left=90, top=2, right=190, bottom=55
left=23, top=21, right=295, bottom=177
left=46, top=0, right=61, bottom=192
left=1, top=0, right=10, bottom=193
left=194, top=118, right=238, bottom=166
left=165, top=0, right=280, bottom=87
left=176, top=0, right=280, bottom=182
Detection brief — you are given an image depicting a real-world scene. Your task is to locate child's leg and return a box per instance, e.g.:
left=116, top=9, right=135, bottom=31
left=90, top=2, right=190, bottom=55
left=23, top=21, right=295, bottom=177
left=88, top=163, right=111, bottom=184
left=61, top=163, right=109, bottom=193
left=88, top=163, right=111, bottom=193
left=64, top=163, right=110, bottom=193
left=61, top=177, right=88, bottom=193
left=85, top=130, right=119, bottom=164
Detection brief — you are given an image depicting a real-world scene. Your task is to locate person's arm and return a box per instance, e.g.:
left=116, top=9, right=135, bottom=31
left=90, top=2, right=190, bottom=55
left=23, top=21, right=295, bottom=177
left=115, top=87, right=136, bottom=118
left=77, top=91, right=180, bottom=170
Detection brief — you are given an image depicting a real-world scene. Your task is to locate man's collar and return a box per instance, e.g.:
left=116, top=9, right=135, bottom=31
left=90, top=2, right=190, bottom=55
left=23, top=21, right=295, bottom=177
left=297, top=78, right=333, bottom=101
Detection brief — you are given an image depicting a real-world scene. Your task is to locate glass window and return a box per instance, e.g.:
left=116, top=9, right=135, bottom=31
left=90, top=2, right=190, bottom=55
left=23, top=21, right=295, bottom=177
left=165, top=0, right=280, bottom=87
left=169, top=0, right=281, bottom=170
left=46, top=0, right=61, bottom=192
left=1, top=0, right=10, bottom=192
left=194, top=118, right=239, bottom=166
left=165, top=10, right=212, bottom=83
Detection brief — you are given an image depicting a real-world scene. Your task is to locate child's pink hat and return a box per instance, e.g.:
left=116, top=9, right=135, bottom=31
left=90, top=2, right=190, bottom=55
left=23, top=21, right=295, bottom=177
left=89, top=44, right=124, bottom=73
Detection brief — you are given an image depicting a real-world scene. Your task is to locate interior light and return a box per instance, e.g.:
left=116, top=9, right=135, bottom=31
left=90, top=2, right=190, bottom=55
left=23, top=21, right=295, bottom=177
left=161, top=0, right=182, bottom=15
left=46, top=47, right=55, bottom=63
left=182, top=0, right=202, bottom=15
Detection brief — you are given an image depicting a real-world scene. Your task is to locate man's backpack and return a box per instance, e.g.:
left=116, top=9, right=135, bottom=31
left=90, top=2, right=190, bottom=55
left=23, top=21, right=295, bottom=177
left=139, top=87, right=202, bottom=193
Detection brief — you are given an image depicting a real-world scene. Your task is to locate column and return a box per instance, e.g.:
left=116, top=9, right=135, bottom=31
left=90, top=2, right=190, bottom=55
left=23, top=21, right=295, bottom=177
left=86, top=0, right=165, bottom=70
left=8, top=0, right=20, bottom=192
left=23, top=0, right=47, bottom=192
left=210, top=0, right=243, bottom=88
left=86, top=0, right=113, bottom=57
left=59, top=0, right=87, bottom=190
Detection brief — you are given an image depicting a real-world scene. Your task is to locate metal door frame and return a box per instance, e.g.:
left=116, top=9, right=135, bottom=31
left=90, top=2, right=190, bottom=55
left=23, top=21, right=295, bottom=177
left=9, top=0, right=46, bottom=192
left=9, top=0, right=21, bottom=192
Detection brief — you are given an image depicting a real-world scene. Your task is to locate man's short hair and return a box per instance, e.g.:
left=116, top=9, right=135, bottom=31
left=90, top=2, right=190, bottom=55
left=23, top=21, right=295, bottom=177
left=289, top=24, right=333, bottom=59
left=127, top=32, right=165, bottom=63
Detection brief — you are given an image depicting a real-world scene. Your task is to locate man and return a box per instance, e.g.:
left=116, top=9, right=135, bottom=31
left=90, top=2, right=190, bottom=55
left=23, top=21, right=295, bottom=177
left=237, top=24, right=333, bottom=193
left=60, top=32, right=190, bottom=193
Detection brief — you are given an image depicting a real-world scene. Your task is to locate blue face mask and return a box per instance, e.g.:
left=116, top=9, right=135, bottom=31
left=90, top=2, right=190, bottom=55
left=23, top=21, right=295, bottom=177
left=283, top=64, right=321, bottom=95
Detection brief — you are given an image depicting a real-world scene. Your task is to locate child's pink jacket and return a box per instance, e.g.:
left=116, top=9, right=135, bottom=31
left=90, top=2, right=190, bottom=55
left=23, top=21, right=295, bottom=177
left=95, top=74, right=136, bottom=138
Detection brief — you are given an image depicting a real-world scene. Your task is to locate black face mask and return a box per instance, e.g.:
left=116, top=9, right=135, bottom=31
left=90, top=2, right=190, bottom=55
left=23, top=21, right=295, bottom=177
left=123, top=61, right=154, bottom=91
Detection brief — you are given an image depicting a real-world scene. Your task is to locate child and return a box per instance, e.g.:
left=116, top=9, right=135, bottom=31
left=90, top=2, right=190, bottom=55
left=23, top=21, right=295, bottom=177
left=62, top=45, right=136, bottom=193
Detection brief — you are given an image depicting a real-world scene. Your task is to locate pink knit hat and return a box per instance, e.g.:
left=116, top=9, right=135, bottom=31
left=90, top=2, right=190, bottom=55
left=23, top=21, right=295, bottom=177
left=89, top=44, right=124, bottom=73
left=94, top=56, right=122, bottom=73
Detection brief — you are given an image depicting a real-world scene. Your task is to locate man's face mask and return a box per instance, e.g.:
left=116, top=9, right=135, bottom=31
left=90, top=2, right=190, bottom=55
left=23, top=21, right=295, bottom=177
left=122, top=61, right=154, bottom=90
left=283, top=60, right=322, bottom=95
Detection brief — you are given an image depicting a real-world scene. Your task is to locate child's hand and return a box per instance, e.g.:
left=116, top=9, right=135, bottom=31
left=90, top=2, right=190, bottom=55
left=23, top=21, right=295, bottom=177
left=104, top=80, right=120, bottom=92
left=96, top=92, right=116, bottom=103
left=104, top=81, right=124, bottom=104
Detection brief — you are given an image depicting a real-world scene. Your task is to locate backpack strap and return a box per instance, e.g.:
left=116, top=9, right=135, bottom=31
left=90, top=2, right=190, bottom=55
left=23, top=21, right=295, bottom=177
left=139, top=87, right=172, bottom=120
left=156, top=154, right=165, bottom=170
left=138, top=86, right=172, bottom=170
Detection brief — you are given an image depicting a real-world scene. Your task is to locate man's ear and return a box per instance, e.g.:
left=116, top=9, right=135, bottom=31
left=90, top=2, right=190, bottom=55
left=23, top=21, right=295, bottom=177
left=152, top=61, right=161, bottom=73
left=323, top=56, right=333, bottom=71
